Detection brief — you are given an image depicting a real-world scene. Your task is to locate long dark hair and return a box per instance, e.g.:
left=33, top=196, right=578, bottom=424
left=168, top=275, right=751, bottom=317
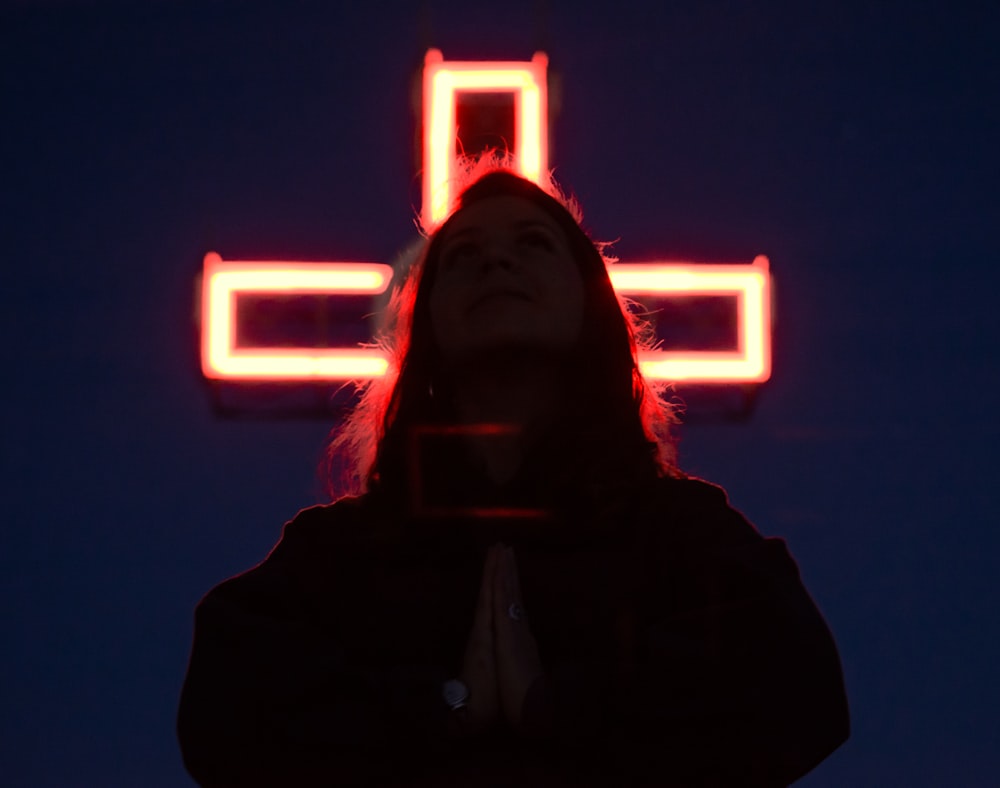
left=325, top=159, right=680, bottom=508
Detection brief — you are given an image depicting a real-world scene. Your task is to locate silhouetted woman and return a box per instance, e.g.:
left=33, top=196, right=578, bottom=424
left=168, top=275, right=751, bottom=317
left=178, top=162, right=849, bottom=786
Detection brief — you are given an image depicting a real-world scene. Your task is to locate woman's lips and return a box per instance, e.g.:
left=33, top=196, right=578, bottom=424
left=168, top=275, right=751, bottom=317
left=469, top=288, right=533, bottom=310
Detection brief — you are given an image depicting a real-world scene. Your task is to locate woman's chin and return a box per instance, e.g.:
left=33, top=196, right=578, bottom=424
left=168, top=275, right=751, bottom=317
left=443, top=338, right=575, bottom=371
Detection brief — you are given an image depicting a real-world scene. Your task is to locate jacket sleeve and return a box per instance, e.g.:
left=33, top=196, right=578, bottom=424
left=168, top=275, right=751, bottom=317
left=176, top=504, right=457, bottom=787
left=536, top=480, right=850, bottom=786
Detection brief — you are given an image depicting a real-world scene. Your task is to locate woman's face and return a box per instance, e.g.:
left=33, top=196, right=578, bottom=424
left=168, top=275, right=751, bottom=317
left=428, top=194, right=586, bottom=364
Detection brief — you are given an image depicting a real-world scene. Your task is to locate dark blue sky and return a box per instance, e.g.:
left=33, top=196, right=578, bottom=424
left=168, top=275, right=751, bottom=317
left=2, top=0, right=998, bottom=784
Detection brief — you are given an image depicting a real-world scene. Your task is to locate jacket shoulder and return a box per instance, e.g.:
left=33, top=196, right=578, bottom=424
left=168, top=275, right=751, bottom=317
left=269, top=495, right=367, bottom=556
left=636, top=475, right=800, bottom=573
left=641, top=476, right=757, bottom=532
left=652, top=475, right=731, bottom=505
left=202, top=495, right=369, bottom=612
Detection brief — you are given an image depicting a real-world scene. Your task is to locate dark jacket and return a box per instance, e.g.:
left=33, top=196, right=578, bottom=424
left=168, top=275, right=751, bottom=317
left=177, top=477, right=849, bottom=786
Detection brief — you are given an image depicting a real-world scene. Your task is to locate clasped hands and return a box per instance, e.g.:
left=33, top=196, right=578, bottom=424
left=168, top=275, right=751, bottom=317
left=459, top=543, right=549, bottom=736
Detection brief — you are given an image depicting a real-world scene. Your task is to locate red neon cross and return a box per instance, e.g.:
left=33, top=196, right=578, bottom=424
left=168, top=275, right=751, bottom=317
left=199, top=51, right=772, bottom=386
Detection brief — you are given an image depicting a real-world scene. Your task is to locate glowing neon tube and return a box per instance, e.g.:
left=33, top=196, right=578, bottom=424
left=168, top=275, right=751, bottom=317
left=422, top=49, right=549, bottom=229
left=609, top=256, right=772, bottom=382
left=200, top=255, right=771, bottom=384
left=200, top=253, right=393, bottom=380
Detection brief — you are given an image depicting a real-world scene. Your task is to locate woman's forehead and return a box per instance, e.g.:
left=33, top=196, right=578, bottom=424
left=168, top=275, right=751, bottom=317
left=440, top=194, right=565, bottom=240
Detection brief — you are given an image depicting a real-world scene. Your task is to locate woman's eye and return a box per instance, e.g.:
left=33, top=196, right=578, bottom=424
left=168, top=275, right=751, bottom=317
left=519, top=230, right=554, bottom=251
left=441, top=242, right=480, bottom=270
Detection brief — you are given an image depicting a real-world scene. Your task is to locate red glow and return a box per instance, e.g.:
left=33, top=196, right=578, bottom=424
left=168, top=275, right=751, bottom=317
left=407, top=423, right=551, bottom=519
left=610, top=256, right=772, bottom=383
left=200, top=255, right=771, bottom=385
left=199, top=253, right=393, bottom=381
left=422, top=49, right=549, bottom=230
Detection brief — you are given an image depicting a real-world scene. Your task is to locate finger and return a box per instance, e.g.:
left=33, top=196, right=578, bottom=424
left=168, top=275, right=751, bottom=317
left=474, top=546, right=500, bottom=641
left=494, top=548, right=523, bottom=631
left=505, top=547, right=528, bottom=626
left=507, top=547, right=521, bottom=603
left=487, top=544, right=507, bottom=606
left=497, top=548, right=519, bottom=605
left=478, top=546, right=495, bottom=611
left=493, top=546, right=508, bottom=624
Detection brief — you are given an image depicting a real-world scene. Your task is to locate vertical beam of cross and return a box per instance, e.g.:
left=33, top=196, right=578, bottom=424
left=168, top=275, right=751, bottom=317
left=421, top=48, right=549, bottom=229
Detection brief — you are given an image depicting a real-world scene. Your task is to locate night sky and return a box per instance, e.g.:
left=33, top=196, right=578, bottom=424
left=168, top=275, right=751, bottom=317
left=3, top=0, right=999, bottom=784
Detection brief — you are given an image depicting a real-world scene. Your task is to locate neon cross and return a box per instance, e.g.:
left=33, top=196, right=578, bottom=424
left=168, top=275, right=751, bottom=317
left=199, top=50, right=772, bottom=387
left=422, top=48, right=548, bottom=230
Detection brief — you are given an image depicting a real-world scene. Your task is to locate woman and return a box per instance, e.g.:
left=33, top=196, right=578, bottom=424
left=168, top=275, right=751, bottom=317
left=178, top=163, right=849, bottom=786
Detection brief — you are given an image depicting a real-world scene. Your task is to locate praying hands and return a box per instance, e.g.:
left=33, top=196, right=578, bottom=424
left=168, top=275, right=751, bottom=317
left=458, top=544, right=549, bottom=736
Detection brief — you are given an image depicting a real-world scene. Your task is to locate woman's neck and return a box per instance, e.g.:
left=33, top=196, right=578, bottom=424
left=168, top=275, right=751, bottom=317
left=447, top=356, right=563, bottom=485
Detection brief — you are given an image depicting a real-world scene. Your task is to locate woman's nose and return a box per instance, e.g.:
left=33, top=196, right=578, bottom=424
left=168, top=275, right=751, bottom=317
left=479, top=242, right=517, bottom=273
